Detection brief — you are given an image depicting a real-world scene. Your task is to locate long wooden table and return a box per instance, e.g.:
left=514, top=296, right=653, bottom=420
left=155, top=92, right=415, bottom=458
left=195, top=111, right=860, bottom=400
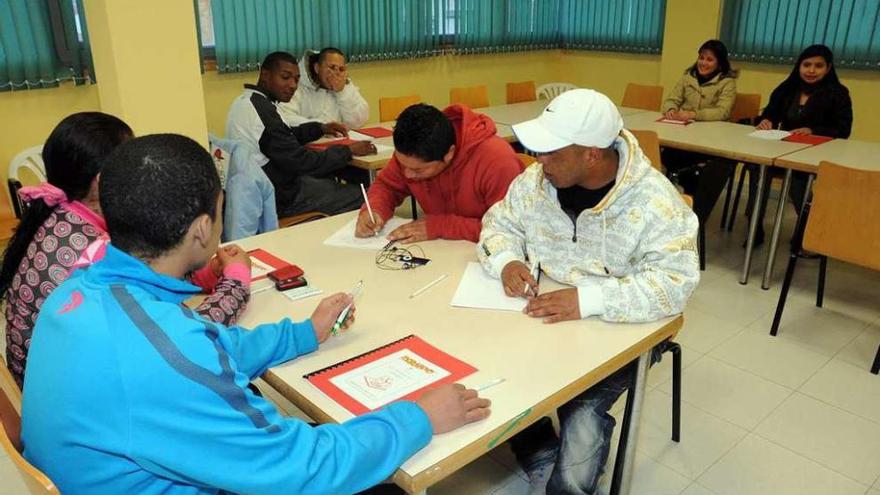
left=235, top=212, right=682, bottom=494
left=621, top=111, right=816, bottom=286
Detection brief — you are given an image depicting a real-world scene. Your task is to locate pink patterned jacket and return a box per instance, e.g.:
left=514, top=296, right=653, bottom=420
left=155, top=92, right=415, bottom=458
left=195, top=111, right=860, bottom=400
left=4, top=202, right=250, bottom=389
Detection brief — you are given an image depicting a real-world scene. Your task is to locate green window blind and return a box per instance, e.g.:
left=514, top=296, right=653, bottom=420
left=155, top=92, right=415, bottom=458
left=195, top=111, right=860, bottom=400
left=207, top=0, right=665, bottom=73
left=0, top=0, right=92, bottom=91
left=721, top=0, right=880, bottom=70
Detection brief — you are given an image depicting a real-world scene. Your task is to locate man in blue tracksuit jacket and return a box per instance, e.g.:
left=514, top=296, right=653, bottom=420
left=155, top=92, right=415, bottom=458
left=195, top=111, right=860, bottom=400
left=21, top=133, right=490, bottom=495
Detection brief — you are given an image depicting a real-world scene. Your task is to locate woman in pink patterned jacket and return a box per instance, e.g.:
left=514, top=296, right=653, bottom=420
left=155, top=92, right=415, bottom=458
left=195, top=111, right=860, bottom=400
left=1, top=112, right=252, bottom=389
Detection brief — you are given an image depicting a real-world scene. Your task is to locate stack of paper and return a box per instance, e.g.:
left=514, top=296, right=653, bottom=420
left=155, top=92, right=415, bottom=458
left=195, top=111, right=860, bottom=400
left=450, top=262, right=528, bottom=311
left=323, top=217, right=411, bottom=250
left=748, top=129, right=792, bottom=140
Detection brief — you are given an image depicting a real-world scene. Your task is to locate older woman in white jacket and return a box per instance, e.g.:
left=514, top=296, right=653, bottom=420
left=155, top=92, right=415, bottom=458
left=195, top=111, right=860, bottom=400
left=278, top=48, right=369, bottom=129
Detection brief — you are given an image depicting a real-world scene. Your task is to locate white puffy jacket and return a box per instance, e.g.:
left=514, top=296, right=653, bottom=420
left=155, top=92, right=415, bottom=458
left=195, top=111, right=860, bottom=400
left=478, top=129, right=700, bottom=323
left=277, top=50, right=369, bottom=129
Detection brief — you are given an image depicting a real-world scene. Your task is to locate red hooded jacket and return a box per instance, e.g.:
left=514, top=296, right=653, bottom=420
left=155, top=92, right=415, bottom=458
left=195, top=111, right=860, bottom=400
left=365, top=104, right=523, bottom=242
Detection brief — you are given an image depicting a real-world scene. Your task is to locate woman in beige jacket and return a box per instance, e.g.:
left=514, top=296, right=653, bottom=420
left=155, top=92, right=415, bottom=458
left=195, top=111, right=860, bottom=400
left=662, top=39, right=738, bottom=121
left=661, top=40, right=738, bottom=269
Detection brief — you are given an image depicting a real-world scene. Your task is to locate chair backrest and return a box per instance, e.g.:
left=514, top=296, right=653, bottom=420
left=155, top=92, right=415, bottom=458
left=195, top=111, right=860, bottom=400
left=622, top=83, right=664, bottom=111
left=449, top=85, right=489, bottom=109
left=378, top=95, right=421, bottom=122
left=730, top=93, right=761, bottom=124
left=536, top=82, right=577, bottom=100
left=803, top=161, right=880, bottom=271
left=506, top=81, right=537, bottom=104
left=0, top=364, right=59, bottom=494
left=629, top=130, right=663, bottom=172
left=7, top=145, right=46, bottom=218
left=515, top=153, right=536, bottom=167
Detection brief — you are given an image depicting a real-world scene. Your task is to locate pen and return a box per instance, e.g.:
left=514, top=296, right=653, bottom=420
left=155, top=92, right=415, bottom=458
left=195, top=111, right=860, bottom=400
left=523, top=261, right=540, bottom=296
left=332, top=280, right=363, bottom=335
left=475, top=378, right=506, bottom=392
left=409, top=274, right=448, bottom=299
left=360, top=183, right=378, bottom=236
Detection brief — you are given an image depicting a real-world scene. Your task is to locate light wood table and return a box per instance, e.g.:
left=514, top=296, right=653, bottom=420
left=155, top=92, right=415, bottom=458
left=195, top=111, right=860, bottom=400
left=754, top=139, right=880, bottom=289
left=235, top=212, right=682, bottom=495
left=623, top=111, right=815, bottom=285
left=480, top=100, right=648, bottom=126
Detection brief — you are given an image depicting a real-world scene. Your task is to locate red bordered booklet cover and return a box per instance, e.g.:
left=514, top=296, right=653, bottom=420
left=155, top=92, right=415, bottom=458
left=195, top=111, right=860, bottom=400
left=355, top=127, right=394, bottom=138
left=304, top=335, right=477, bottom=415
left=655, top=116, right=693, bottom=125
left=782, top=134, right=834, bottom=145
left=306, top=138, right=358, bottom=151
left=247, top=248, right=290, bottom=282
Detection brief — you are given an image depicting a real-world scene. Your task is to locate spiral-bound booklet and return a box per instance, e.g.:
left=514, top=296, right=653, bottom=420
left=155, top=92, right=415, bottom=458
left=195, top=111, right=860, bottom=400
left=304, top=335, right=477, bottom=415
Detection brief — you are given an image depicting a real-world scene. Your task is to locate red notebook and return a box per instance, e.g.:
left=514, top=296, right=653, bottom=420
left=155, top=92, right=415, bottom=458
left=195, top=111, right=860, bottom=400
left=304, top=335, right=477, bottom=415
left=247, top=248, right=291, bottom=282
left=655, top=116, right=693, bottom=126
left=306, top=138, right=358, bottom=151
left=356, top=127, right=393, bottom=138
left=782, top=134, right=834, bottom=145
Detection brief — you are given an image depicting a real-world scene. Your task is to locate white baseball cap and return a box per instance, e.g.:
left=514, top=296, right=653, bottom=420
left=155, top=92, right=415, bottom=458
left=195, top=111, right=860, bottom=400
left=513, top=89, right=623, bottom=153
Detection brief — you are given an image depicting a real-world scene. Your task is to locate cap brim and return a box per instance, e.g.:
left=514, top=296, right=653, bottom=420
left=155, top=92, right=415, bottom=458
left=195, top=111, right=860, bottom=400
left=512, top=118, right=572, bottom=154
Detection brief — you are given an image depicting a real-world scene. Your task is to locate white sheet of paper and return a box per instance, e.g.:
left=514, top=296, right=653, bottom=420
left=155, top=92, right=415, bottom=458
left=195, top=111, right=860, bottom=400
left=373, top=143, right=394, bottom=154
left=282, top=285, right=323, bottom=302
left=348, top=130, right=372, bottom=141
left=250, top=256, right=274, bottom=279
left=450, top=262, right=528, bottom=312
left=323, top=217, right=411, bottom=250
left=748, top=129, right=791, bottom=140
left=328, top=349, right=450, bottom=410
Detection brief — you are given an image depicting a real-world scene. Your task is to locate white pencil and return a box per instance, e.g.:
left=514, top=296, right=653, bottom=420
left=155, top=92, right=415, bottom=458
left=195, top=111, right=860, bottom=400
left=475, top=378, right=506, bottom=392
left=360, top=183, right=378, bottom=236
left=409, top=274, right=448, bottom=299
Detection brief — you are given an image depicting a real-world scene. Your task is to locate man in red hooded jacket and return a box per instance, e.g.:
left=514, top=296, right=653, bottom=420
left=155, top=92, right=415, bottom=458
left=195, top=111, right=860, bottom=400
left=355, top=103, right=523, bottom=243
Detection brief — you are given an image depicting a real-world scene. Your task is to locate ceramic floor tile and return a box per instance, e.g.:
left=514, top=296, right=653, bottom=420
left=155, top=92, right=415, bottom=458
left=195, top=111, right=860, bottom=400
left=429, top=454, right=522, bottom=495
left=680, top=483, right=719, bottom=495
left=0, top=456, right=30, bottom=495
left=658, top=356, right=791, bottom=430
left=673, top=307, right=747, bottom=354
left=800, top=359, right=880, bottom=425
left=688, top=277, right=778, bottom=328
left=755, top=392, right=880, bottom=486
left=597, top=451, right=692, bottom=495
left=698, top=434, right=867, bottom=495
left=708, top=330, right=830, bottom=389
left=486, top=442, right=528, bottom=482
left=746, top=299, right=871, bottom=357
left=490, top=474, right=530, bottom=495
left=635, top=390, right=748, bottom=480
left=836, top=324, right=880, bottom=372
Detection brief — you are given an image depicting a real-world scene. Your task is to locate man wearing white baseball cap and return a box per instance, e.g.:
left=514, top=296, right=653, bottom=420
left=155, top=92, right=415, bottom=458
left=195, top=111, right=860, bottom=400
left=477, top=89, right=699, bottom=494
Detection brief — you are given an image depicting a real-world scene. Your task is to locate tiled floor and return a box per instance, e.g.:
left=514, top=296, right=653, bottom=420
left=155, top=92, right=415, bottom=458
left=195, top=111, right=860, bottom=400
left=3, top=199, right=880, bottom=494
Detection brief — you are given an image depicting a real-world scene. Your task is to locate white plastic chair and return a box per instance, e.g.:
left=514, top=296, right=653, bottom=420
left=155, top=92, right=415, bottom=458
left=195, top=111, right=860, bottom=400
left=7, top=145, right=46, bottom=218
left=536, top=82, right=578, bottom=100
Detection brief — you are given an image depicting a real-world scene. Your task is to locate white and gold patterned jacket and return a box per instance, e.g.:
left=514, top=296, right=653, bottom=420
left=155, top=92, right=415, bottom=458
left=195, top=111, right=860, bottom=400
left=477, top=129, right=700, bottom=323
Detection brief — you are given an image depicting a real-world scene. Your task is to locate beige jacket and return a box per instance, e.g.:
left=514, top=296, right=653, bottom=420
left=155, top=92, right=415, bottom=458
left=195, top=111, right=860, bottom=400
left=662, top=71, right=736, bottom=121
left=478, top=129, right=700, bottom=323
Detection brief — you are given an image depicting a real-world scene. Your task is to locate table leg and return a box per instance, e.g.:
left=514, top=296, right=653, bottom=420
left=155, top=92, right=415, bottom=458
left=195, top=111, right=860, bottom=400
left=368, top=169, right=377, bottom=185
left=761, top=169, right=792, bottom=290
left=740, top=164, right=767, bottom=285
left=609, top=351, right=651, bottom=495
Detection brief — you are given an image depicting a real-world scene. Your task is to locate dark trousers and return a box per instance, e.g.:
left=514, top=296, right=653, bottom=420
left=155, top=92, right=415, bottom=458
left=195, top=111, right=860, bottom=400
left=662, top=149, right=735, bottom=223
left=276, top=167, right=368, bottom=218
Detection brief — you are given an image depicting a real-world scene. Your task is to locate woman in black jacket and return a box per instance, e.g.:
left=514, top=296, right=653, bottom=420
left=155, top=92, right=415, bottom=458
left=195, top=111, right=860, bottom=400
left=748, top=44, right=853, bottom=244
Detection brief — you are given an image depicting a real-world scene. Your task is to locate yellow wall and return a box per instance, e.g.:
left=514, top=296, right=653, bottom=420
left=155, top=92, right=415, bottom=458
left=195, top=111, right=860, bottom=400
left=203, top=50, right=563, bottom=136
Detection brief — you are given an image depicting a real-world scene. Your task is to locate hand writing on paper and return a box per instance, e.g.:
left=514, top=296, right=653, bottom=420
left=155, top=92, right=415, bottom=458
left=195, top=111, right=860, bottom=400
left=416, top=383, right=491, bottom=434
left=348, top=141, right=376, bottom=156
left=755, top=119, right=774, bottom=130
left=790, top=127, right=813, bottom=135
left=524, top=288, right=581, bottom=324
left=355, top=209, right=386, bottom=237
left=387, top=219, right=428, bottom=244
left=501, top=261, right=538, bottom=298
left=321, top=121, right=349, bottom=137
left=311, top=293, right=355, bottom=343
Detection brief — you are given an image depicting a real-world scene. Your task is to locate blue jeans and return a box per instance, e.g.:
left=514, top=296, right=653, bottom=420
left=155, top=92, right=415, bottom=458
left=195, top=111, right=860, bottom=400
left=510, top=348, right=662, bottom=495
